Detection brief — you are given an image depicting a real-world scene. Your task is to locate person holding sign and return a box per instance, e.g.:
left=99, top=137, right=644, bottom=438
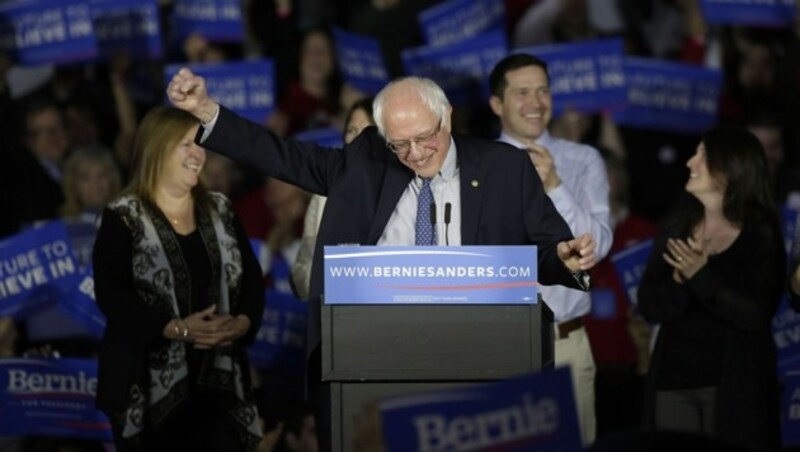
left=166, top=67, right=598, bottom=440
left=489, top=53, right=613, bottom=445
left=638, top=126, right=785, bottom=451
left=92, top=107, right=264, bottom=451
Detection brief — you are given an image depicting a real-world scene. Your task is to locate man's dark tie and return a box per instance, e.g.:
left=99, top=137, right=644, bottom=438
left=415, top=178, right=436, bottom=246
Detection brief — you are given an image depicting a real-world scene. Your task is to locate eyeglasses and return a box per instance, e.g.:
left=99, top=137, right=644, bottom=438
left=386, top=119, right=442, bottom=155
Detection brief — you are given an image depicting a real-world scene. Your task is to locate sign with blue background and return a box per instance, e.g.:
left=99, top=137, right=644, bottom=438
left=0, top=358, right=111, bottom=441
left=402, top=30, right=507, bottom=107
left=165, top=60, right=275, bottom=124
left=611, top=239, right=653, bottom=306
left=701, top=0, right=796, bottom=27
left=0, top=0, right=97, bottom=65
left=515, top=38, right=627, bottom=116
left=90, top=0, right=161, bottom=60
left=380, top=367, right=581, bottom=452
left=0, top=221, right=83, bottom=319
left=782, top=371, right=800, bottom=446
left=613, top=58, right=722, bottom=134
left=171, top=0, right=243, bottom=42
left=774, top=297, right=800, bottom=376
left=332, top=27, right=389, bottom=95
left=248, top=290, right=307, bottom=376
left=418, top=0, right=506, bottom=47
left=324, top=246, right=537, bottom=305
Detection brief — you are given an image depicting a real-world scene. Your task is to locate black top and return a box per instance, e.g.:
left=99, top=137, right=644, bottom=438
left=639, top=215, right=785, bottom=451
left=92, top=204, right=264, bottom=414
left=175, top=230, right=212, bottom=383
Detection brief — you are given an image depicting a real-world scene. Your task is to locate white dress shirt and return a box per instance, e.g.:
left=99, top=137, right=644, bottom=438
left=379, top=137, right=462, bottom=246
left=499, top=130, right=612, bottom=322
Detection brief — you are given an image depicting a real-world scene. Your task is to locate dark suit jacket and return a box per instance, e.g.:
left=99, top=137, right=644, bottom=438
left=200, top=107, right=586, bottom=345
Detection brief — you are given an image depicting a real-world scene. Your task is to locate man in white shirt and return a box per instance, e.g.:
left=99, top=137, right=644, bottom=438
left=489, top=53, right=613, bottom=445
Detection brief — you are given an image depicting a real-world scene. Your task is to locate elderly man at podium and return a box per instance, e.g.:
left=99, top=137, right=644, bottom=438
left=167, top=67, right=597, bottom=444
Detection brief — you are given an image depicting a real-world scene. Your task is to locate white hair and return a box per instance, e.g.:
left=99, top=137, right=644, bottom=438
left=372, top=77, right=451, bottom=137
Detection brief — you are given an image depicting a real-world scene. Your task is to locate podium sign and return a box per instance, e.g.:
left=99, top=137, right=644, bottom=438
left=320, top=245, right=552, bottom=451
left=323, top=245, right=537, bottom=304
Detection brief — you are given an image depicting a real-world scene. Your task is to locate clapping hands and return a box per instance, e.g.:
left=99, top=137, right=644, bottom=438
left=663, top=237, right=709, bottom=283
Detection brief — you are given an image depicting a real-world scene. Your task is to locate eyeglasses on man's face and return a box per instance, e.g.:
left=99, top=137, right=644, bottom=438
left=386, top=119, right=442, bottom=155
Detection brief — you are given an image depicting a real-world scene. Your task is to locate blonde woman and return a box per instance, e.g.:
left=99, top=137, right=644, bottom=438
left=93, top=106, right=264, bottom=451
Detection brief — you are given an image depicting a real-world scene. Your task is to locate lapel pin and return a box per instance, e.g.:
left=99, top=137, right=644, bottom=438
left=471, top=180, right=479, bottom=188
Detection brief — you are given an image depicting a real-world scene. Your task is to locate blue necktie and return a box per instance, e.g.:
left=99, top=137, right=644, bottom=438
left=415, top=178, right=436, bottom=246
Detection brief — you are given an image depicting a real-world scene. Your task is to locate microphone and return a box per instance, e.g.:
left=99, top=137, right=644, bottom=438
left=444, top=202, right=452, bottom=246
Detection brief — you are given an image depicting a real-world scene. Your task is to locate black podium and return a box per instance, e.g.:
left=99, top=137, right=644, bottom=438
left=319, top=299, right=553, bottom=451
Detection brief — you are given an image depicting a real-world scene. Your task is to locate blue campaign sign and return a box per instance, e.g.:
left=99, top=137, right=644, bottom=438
left=247, top=290, right=308, bottom=376
left=171, top=0, right=244, bottom=42
left=165, top=60, right=275, bottom=124
left=323, top=245, right=537, bottom=305
left=515, top=38, right=627, bottom=116
left=613, top=58, right=723, bottom=135
left=294, top=127, right=344, bottom=149
left=774, top=297, right=800, bottom=376
left=0, top=221, right=83, bottom=319
left=782, top=370, right=800, bottom=446
left=56, top=271, right=105, bottom=340
left=590, top=288, right=617, bottom=320
left=0, top=0, right=97, bottom=65
left=418, top=0, right=506, bottom=47
left=0, top=358, right=112, bottom=441
left=90, top=0, right=161, bottom=60
left=402, top=30, right=508, bottom=107
left=331, top=27, right=389, bottom=95
left=381, top=367, right=581, bottom=452
left=610, top=239, right=653, bottom=306
left=701, top=0, right=796, bottom=27
left=63, top=218, right=98, bottom=271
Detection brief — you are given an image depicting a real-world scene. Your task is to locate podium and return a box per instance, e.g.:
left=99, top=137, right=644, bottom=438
left=320, top=300, right=553, bottom=451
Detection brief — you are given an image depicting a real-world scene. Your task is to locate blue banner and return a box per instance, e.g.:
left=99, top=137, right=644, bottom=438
left=27, top=219, right=106, bottom=340
left=90, top=0, right=161, bottom=60
left=165, top=60, right=275, bottom=124
left=774, top=297, right=800, bottom=376
left=610, top=239, right=653, bottom=306
left=63, top=218, right=98, bottom=271
left=701, top=0, right=796, bottom=27
left=54, top=272, right=105, bottom=340
left=331, top=27, right=389, bottom=95
left=293, top=127, right=344, bottom=149
left=0, top=0, right=97, bottom=65
left=171, top=0, right=244, bottom=42
left=515, top=38, right=627, bottom=116
left=247, top=290, right=307, bottom=375
left=590, top=288, right=617, bottom=320
left=782, top=371, right=800, bottom=446
left=418, top=0, right=506, bottom=46
left=402, top=30, right=508, bottom=107
left=0, top=358, right=111, bottom=441
left=324, top=246, right=537, bottom=305
left=0, top=221, right=83, bottom=319
left=380, top=367, right=581, bottom=452
left=613, top=58, right=722, bottom=134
